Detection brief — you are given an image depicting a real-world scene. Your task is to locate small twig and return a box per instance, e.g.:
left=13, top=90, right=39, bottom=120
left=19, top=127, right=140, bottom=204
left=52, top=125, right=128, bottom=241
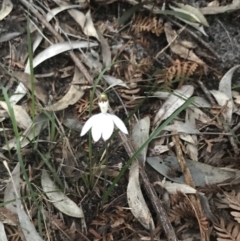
left=119, top=132, right=178, bottom=241
left=139, top=163, right=178, bottom=241
left=155, top=26, right=185, bottom=59
left=232, top=121, right=240, bottom=133
left=19, top=0, right=93, bottom=85
left=217, top=19, right=233, bottom=52
left=197, top=80, right=216, bottom=105
left=172, top=132, right=209, bottom=241
left=224, top=124, right=239, bottom=155
left=155, top=131, right=233, bottom=139
left=169, top=19, right=220, bottom=60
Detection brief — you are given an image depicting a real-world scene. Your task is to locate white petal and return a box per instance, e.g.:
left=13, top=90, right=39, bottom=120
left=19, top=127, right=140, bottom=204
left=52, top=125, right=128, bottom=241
left=91, top=122, right=102, bottom=142
left=101, top=114, right=114, bottom=141
left=90, top=113, right=105, bottom=141
left=80, top=114, right=99, bottom=137
left=109, top=114, right=128, bottom=134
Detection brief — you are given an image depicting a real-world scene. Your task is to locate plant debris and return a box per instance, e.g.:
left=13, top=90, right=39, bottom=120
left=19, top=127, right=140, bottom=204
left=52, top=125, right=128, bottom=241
left=1, top=0, right=240, bottom=240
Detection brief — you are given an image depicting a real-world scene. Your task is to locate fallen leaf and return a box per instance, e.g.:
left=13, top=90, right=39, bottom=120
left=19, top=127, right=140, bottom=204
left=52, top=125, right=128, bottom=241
left=164, top=22, right=206, bottom=65
left=127, top=161, right=155, bottom=230
left=4, top=163, right=21, bottom=213
left=4, top=163, right=44, bottom=241
left=200, top=0, right=240, bottom=15
left=219, top=65, right=240, bottom=100
left=185, top=109, right=198, bottom=161
left=127, top=117, right=154, bottom=230
left=0, top=101, right=32, bottom=130
left=83, top=10, right=99, bottom=40
left=0, top=221, right=8, bottom=241
left=10, top=41, right=98, bottom=104
left=188, top=106, right=213, bottom=124
left=153, top=85, right=194, bottom=128
left=13, top=72, right=48, bottom=104
left=169, top=4, right=208, bottom=35
left=44, top=85, right=84, bottom=111
left=65, top=9, right=85, bottom=30
left=132, top=116, right=150, bottom=164
left=103, top=75, right=129, bottom=89
left=1, top=112, right=49, bottom=150
left=175, top=3, right=209, bottom=27
left=26, top=41, right=98, bottom=74
left=0, top=0, right=13, bottom=20
left=210, top=90, right=233, bottom=124
left=163, top=120, right=199, bottom=134
left=147, top=156, right=239, bottom=186
left=67, top=9, right=99, bottom=40
left=97, top=30, right=111, bottom=68
left=154, top=181, right=197, bottom=194
left=63, top=111, right=83, bottom=131
left=41, top=170, right=84, bottom=218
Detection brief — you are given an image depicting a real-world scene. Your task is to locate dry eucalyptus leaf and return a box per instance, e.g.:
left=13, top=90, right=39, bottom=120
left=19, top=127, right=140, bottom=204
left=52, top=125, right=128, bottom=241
left=0, top=221, right=8, bottom=241
left=188, top=107, right=213, bottom=124
left=163, top=121, right=199, bottom=134
left=10, top=5, right=81, bottom=106
left=154, top=181, right=196, bottom=194
left=31, top=5, right=81, bottom=54
left=200, top=0, right=240, bottom=14
left=147, top=156, right=239, bottom=186
left=127, top=161, right=155, bottom=230
left=210, top=90, right=233, bottom=124
left=97, top=30, right=111, bottom=68
left=219, top=65, right=240, bottom=100
left=1, top=112, right=49, bottom=150
left=207, top=0, right=220, bottom=7
left=25, top=41, right=98, bottom=74
left=83, top=10, right=99, bottom=40
left=127, top=117, right=154, bottom=230
left=233, top=91, right=240, bottom=105
left=153, top=92, right=211, bottom=108
left=63, top=112, right=83, bottom=131
left=17, top=203, right=44, bottom=241
left=164, top=22, right=206, bottom=65
left=44, top=85, right=84, bottom=111
left=67, top=9, right=99, bottom=39
left=10, top=41, right=97, bottom=105
left=4, top=163, right=21, bottom=213
left=41, top=170, right=84, bottom=218
left=66, top=9, right=85, bottom=29
left=0, top=101, right=32, bottom=130
left=169, top=4, right=208, bottom=35
left=13, top=72, right=48, bottom=104
left=72, top=66, right=87, bottom=84
left=175, top=3, right=209, bottom=27
left=185, top=110, right=198, bottom=161
left=0, top=0, right=13, bottom=20
left=0, top=32, right=22, bottom=43
left=103, top=75, right=129, bottom=89
left=153, top=85, right=194, bottom=128
left=132, top=116, right=150, bottom=164
left=4, top=163, right=44, bottom=241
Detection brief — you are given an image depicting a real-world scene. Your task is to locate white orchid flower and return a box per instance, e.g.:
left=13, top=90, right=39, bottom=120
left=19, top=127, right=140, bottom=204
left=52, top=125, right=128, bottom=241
left=80, top=93, right=128, bottom=142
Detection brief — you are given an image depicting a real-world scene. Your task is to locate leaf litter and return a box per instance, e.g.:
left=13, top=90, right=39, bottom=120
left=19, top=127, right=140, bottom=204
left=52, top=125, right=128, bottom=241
left=1, top=0, right=240, bottom=240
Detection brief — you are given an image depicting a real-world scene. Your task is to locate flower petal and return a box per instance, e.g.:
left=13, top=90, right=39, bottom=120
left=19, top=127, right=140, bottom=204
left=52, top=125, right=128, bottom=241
left=91, top=122, right=102, bottom=142
left=80, top=114, right=99, bottom=137
left=101, top=114, right=114, bottom=141
left=109, top=114, right=128, bottom=134
left=90, top=113, right=106, bottom=141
